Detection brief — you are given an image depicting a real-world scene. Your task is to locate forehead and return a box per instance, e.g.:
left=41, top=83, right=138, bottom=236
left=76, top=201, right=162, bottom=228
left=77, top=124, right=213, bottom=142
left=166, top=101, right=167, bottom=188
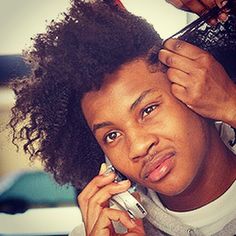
left=81, top=59, right=170, bottom=124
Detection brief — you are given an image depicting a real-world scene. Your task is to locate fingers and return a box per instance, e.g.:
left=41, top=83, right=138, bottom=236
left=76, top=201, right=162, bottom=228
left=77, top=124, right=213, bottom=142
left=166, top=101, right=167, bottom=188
left=217, top=0, right=230, bottom=22
left=166, top=0, right=214, bottom=14
left=86, top=180, right=131, bottom=233
left=182, top=0, right=209, bottom=15
left=167, top=68, right=190, bottom=87
left=80, top=163, right=114, bottom=202
left=91, top=208, right=144, bottom=236
left=161, top=39, right=216, bottom=71
left=159, top=39, right=216, bottom=76
left=165, top=0, right=190, bottom=11
left=162, top=39, right=207, bottom=61
left=78, top=163, right=134, bottom=235
left=171, top=83, right=189, bottom=104
left=165, top=0, right=230, bottom=25
left=88, top=180, right=131, bottom=208
left=78, top=163, right=146, bottom=235
left=159, top=49, right=197, bottom=74
left=167, top=0, right=225, bottom=13
left=166, top=68, right=198, bottom=106
left=99, top=162, right=107, bottom=175
left=78, top=166, right=116, bottom=224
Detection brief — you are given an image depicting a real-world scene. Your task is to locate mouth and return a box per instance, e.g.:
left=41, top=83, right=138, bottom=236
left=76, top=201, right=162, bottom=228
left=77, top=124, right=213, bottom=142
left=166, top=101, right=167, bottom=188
left=141, top=151, right=175, bottom=182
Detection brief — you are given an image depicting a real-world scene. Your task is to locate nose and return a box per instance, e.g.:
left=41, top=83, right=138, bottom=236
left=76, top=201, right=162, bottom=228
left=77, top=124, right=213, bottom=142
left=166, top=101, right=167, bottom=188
left=127, top=125, right=159, bottom=161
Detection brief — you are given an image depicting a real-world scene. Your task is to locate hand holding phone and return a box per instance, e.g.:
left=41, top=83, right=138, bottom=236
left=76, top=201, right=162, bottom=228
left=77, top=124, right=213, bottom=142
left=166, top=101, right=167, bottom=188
left=78, top=163, right=146, bottom=235
left=106, top=165, right=147, bottom=234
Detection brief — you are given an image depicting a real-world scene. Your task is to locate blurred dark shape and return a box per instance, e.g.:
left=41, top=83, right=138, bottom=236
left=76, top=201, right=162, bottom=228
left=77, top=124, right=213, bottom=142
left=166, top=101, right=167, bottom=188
left=0, top=198, right=30, bottom=214
left=0, top=171, right=76, bottom=214
left=0, top=55, right=31, bottom=85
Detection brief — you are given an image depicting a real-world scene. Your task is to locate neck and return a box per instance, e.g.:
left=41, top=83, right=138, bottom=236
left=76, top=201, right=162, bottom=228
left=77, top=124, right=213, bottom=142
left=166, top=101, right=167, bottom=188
left=159, top=125, right=236, bottom=212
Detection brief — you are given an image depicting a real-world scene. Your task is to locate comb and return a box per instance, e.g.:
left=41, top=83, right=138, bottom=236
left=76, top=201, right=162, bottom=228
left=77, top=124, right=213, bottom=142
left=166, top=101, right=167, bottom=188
left=164, top=0, right=235, bottom=43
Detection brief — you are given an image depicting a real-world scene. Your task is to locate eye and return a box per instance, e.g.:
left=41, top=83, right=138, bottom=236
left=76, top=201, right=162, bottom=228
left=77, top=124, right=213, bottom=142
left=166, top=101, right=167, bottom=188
left=142, top=104, right=158, bottom=118
left=104, top=131, right=121, bottom=144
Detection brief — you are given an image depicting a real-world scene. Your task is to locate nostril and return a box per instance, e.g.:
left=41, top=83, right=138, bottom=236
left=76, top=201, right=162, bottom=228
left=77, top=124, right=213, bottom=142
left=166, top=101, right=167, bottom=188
left=149, top=142, right=156, bottom=151
left=148, top=142, right=158, bottom=154
left=132, top=156, right=142, bottom=162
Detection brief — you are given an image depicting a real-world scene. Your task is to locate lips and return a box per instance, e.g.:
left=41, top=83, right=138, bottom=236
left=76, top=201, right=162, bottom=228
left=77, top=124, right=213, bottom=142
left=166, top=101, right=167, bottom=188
left=141, top=151, right=175, bottom=182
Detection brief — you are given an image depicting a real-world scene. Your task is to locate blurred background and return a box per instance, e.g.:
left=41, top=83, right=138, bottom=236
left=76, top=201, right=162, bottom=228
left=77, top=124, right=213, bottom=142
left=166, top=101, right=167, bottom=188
left=0, top=0, right=191, bottom=235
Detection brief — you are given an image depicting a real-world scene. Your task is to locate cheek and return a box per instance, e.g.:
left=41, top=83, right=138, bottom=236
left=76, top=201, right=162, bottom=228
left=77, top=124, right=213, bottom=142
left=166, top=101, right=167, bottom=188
left=170, top=106, right=208, bottom=162
left=104, top=147, right=142, bottom=180
left=161, top=103, right=208, bottom=156
left=105, top=150, right=129, bottom=168
left=166, top=112, right=209, bottom=193
left=164, top=100, right=205, bottom=141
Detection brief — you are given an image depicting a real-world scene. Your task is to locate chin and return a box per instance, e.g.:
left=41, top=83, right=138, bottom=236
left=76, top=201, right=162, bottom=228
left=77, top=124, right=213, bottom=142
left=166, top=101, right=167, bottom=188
left=150, top=186, right=184, bottom=197
left=148, top=176, right=191, bottom=197
left=160, top=187, right=188, bottom=196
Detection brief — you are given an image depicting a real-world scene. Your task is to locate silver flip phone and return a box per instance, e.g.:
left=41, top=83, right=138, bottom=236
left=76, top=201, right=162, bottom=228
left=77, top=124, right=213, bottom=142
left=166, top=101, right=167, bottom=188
left=105, top=165, right=147, bottom=234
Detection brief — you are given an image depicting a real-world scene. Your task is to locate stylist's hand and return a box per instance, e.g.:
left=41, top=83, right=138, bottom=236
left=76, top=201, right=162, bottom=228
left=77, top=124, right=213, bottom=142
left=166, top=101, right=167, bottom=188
left=159, top=39, right=236, bottom=128
left=165, top=0, right=229, bottom=24
left=78, top=163, right=146, bottom=236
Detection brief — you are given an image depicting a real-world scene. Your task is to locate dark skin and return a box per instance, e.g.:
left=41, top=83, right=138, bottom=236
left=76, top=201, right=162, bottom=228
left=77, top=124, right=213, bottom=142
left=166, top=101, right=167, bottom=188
left=79, top=1, right=236, bottom=235
left=7, top=2, right=235, bottom=235
left=166, top=0, right=230, bottom=25
left=79, top=59, right=236, bottom=235
left=159, top=39, right=236, bottom=128
left=159, top=128, right=236, bottom=211
left=163, top=0, right=236, bottom=128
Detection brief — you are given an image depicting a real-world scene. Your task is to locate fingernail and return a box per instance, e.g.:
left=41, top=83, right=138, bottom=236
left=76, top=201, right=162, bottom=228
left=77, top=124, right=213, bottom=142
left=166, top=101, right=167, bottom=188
left=208, top=18, right=218, bottom=26
left=218, top=12, right=229, bottom=22
left=220, top=0, right=228, bottom=8
left=103, top=165, right=115, bottom=176
left=99, top=163, right=107, bottom=175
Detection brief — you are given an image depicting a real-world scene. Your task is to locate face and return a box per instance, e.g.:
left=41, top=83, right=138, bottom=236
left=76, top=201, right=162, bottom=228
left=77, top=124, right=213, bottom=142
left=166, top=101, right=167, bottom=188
left=81, top=59, right=210, bottom=196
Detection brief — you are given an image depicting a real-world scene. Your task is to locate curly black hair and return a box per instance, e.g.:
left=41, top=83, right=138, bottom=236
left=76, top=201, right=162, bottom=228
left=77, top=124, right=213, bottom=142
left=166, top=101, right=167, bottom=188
left=9, top=0, right=163, bottom=189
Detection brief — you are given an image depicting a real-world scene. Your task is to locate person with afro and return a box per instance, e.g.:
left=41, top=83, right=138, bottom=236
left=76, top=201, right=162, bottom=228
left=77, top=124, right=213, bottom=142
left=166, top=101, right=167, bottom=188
left=9, top=0, right=236, bottom=235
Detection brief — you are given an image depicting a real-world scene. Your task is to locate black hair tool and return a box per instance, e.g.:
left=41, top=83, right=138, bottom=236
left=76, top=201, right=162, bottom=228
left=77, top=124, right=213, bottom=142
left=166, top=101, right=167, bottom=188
left=163, top=0, right=236, bottom=43
left=162, top=0, right=236, bottom=79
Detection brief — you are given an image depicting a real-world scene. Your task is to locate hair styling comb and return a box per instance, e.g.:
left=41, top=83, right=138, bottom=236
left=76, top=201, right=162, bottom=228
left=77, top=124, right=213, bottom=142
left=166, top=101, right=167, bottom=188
left=164, top=0, right=236, bottom=79
left=164, top=0, right=236, bottom=43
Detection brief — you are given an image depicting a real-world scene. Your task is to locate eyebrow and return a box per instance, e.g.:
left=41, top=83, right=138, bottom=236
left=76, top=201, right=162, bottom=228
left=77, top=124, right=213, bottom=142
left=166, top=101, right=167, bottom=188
left=130, top=89, right=155, bottom=111
left=92, top=121, right=114, bottom=134
left=92, top=89, right=156, bottom=134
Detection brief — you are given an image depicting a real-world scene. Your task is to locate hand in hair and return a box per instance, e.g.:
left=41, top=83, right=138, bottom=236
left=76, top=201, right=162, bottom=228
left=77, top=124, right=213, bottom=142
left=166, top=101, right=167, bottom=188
left=159, top=38, right=236, bottom=128
left=166, top=0, right=230, bottom=25
left=78, top=163, right=146, bottom=236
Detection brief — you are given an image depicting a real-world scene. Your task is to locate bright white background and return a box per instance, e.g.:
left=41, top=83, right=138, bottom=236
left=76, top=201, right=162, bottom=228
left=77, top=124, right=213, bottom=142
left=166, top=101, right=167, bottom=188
left=0, top=0, right=190, bottom=55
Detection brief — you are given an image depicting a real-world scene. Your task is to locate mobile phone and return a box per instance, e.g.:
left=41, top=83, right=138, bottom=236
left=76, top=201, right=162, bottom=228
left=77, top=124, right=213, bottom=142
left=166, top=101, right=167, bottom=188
left=105, top=165, right=147, bottom=233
